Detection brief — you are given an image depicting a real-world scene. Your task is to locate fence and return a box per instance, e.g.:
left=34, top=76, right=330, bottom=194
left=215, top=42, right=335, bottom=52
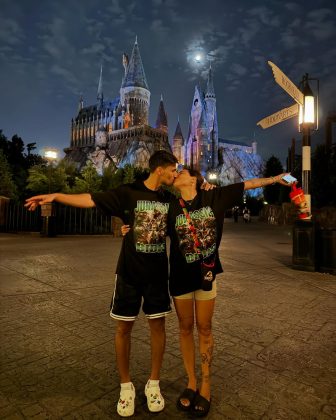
left=0, top=198, right=122, bottom=236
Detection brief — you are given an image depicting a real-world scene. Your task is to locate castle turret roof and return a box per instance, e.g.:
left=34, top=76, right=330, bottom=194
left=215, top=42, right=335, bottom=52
left=197, top=106, right=208, bottom=130
left=97, top=65, right=103, bottom=102
left=121, top=38, right=149, bottom=90
left=155, top=95, right=168, bottom=129
left=205, top=64, right=215, bottom=97
left=173, top=119, right=184, bottom=145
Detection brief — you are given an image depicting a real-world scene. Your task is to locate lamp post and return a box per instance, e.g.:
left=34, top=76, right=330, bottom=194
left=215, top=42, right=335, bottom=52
left=43, top=148, right=58, bottom=193
left=299, top=74, right=318, bottom=215
left=41, top=147, right=59, bottom=237
left=293, top=74, right=319, bottom=271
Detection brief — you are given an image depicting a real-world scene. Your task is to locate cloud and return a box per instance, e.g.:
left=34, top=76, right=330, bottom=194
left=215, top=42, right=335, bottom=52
left=0, top=17, right=24, bottom=46
left=231, top=63, right=248, bottom=77
left=150, top=19, right=169, bottom=34
left=248, top=6, right=280, bottom=27
left=305, top=9, right=336, bottom=40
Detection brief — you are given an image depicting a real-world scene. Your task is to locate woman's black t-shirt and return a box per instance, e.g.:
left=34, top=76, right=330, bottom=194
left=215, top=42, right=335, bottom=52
left=91, top=181, right=171, bottom=285
left=168, top=183, right=244, bottom=296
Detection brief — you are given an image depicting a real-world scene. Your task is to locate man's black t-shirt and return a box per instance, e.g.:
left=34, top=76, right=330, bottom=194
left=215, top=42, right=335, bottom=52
left=167, top=183, right=244, bottom=296
left=91, top=181, right=171, bottom=285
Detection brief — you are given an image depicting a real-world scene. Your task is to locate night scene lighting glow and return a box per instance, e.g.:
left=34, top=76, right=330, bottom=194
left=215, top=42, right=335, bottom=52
left=1, top=0, right=335, bottom=164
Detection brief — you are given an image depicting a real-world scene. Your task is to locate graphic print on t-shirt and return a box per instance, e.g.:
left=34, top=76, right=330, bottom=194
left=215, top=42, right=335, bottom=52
left=175, top=206, right=216, bottom=263
left=134, top=200, right=169, bottom=253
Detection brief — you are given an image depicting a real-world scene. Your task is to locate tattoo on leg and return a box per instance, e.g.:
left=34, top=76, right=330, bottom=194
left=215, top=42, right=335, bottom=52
left=201, top=345, right=214, bottom=366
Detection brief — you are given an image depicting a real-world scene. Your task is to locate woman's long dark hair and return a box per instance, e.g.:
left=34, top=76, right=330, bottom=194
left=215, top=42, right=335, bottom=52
left=185, top=167, right=204, bottom=191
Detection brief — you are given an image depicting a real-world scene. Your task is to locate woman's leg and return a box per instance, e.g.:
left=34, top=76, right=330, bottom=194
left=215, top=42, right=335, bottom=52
left=173, top=298, right=197, bottom=393
left=195, top=298, right=215, bottom=402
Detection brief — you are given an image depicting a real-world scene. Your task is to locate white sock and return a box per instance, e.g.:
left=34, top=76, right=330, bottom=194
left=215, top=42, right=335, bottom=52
left=147, top=379, right=159, bottom=387
left=121, top=382, right=133, bottom=391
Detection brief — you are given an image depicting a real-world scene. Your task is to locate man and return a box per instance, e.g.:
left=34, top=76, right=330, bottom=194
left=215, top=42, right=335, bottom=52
left=25, top=150, right=179, bottom=417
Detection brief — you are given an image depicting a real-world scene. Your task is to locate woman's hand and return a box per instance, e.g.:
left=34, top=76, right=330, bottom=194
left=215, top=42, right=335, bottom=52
left=121, top=224, right=131, bottom=236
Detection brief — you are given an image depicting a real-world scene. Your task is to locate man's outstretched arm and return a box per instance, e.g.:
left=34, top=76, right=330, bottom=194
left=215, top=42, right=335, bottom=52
left=25, top=193, right=95, bottom=211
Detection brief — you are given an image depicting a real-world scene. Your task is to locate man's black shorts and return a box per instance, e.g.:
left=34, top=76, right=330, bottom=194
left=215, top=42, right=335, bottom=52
left=110, top=274, right=172, bottom=321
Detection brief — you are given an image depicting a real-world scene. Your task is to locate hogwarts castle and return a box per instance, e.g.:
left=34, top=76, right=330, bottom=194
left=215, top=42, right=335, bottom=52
left=171, top=65, right=263, bottom=193
left=65, top=38, right=263, bottom=194
left=64, top=38, right=171, bottom=173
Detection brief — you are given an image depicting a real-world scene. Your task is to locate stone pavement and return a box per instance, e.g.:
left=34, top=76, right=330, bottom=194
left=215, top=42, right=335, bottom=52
left=0, top=219, right=335, bottom=419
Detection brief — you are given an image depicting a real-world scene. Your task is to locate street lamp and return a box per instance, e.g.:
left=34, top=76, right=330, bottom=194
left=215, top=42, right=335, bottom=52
left=41, top=147, right=59, bottom=237
left=298, top=74, right=319, bottom=215
left=292, top=74, right=319, bottom=272
left=43, top=147, right=59, bottom=193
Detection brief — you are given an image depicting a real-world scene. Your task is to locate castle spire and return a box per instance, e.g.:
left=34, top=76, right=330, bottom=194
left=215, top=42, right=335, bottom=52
left=205, top=65, right=215, bottom=98
left=97, top=64, right=104, bottom=107
left=78, top=94, right=84, bottom=112
left=197, top=105, right=208, bottom=130
left=121, top=38, right=149, bottom=90
left=173, top=119, right=184, bottom=142
left=155, top=94, right=168, bottom=132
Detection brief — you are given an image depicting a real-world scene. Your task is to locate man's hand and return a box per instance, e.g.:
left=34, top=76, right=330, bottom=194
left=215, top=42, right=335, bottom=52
left=25, top=194, right=58, bottom=211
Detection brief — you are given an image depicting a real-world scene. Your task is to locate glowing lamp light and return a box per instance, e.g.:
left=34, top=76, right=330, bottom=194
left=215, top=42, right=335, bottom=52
left=208, top=172, right=217, bottom=181
left=299, top=76, right=316, bottom=128
left=43, top=147, right=59, bottom=161
left=45, top=150, right=58, bottom=160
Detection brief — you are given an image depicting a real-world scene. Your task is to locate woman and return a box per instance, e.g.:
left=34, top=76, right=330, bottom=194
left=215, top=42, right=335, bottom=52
left=123, top=168, right=290, bottom=417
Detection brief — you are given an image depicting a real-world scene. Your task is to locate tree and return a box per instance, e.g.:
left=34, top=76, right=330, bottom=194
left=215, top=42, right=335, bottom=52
left=263, top=155, right=285, bottom=205
left=102, top=165, right=124, bottom=191
left=0, top=150, right=18, bottom=199
left=26, top=164, right=69, bottom=194
left=70, top=161, right=102, bottom=193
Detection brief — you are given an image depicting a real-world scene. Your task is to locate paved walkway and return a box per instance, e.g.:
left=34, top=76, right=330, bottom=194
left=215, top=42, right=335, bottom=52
left=0, top=219, right=335, bottom=419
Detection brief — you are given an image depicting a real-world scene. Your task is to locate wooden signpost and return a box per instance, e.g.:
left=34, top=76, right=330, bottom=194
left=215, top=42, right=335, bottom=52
left=257, top=61, right=303, bottom=130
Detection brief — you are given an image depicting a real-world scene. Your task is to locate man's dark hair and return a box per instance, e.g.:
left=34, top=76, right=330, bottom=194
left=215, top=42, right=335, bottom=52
left=148, top=150, right=178, bottom=172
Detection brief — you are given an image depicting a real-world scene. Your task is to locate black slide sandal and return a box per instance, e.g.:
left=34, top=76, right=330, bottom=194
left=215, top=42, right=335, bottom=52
left=176, top=388, right=198, bottom=411
left=191, top=393, right=211, bottom=417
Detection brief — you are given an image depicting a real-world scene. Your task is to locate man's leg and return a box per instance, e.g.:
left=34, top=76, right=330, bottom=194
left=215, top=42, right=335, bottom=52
left=195, top=298, right=215, bottom=403
left=147, top=316, right=166, bottom=379
left=115, top=320, right=134, bottom=383
left=173, top=298, right=197, bottom=391
left=144, top=316, right=166, bottom=413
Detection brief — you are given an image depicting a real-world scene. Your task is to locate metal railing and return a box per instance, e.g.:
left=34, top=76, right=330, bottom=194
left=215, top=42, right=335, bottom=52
left=0, top=199, right=115, bottom=235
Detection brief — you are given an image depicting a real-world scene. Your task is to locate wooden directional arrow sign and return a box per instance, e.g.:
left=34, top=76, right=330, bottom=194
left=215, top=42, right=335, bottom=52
left=257, top=103, right=299, bottom=129
left=268, top=61, right=304, bottom=105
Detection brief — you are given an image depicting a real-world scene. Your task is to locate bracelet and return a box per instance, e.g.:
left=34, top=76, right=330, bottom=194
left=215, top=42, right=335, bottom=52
left=270, top=176, right=276, bottom=185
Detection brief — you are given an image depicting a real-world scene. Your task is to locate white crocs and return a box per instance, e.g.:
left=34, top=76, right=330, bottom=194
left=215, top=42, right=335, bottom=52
left=144, top=379, right=165, bottom=413
left=117, top=382, right=135, bottom=417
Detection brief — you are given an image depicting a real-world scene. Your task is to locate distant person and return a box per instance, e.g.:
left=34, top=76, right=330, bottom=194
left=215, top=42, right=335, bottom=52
left=243, top=206, right=251, bottom=223
left=233, top=206, right=239, bottom=223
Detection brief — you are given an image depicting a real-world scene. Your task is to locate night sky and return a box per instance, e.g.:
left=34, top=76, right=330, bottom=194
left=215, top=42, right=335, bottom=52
left=1, top=0, right=335, bottom=165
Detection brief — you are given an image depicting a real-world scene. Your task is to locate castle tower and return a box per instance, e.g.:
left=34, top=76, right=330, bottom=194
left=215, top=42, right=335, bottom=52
left=186, top=86, right=203, bottom=167
left=97, top=65, right=104, bottom=110
left=172, top=117, right=185, bottom=163
left=204, top=64, right=218, bottom=168
left=196, top=106, right=210, bottom=173
left=155, top=94, right=168, bottom=133
left=120, top=37, right=150, bottom=126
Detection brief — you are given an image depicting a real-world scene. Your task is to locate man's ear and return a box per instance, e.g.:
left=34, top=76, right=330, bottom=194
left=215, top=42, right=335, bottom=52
left=156, top=167, right=163, bottom=176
